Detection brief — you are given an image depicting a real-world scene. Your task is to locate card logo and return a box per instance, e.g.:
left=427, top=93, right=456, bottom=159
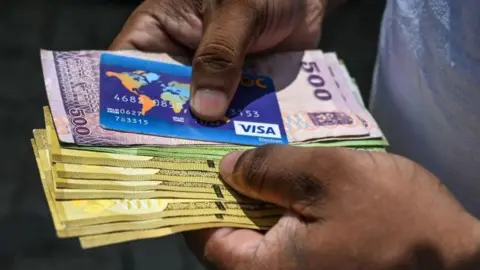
left=233, top=121, right=282, bottom=139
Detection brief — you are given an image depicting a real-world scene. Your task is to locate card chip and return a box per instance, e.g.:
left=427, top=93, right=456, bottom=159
left=213, top=184, right=224, bottom=198
left=207, top=160, right=215, bottom=168
left=215, top=201, right=226, bottom=211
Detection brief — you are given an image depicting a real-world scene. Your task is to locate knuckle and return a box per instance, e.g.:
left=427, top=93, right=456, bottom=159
left=239, top=145, right=326, bottom=215
left=203, top=237, right=239, bottom=270
left=313, top=147, right=350, bottom=176
left=288, top=171, right=326, bottom=203
left=203, top=241, right=222, bottom=265
left=229, top=0, right=267, bottom=35
left=194, top=42, right=238, bottom=72
left=235, top=144, right=280, bottom=195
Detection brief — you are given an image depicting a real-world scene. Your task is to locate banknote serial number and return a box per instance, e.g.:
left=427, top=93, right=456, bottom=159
left=68, top=108, right=90, bottom=135
left=114, top=116, right=149, bottom=125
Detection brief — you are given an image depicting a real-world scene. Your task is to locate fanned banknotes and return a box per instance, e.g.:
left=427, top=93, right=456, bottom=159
left=30, top=135, right=281, bottom=231
left=32, top=49, right=388, bottom=249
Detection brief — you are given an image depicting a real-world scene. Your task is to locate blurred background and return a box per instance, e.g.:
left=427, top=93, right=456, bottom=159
left=0, top=0, right=385, bottom=269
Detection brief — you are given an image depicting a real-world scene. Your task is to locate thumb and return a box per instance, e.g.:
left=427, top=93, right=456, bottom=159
left=190, top=0, right=263, bottom=121
left=219, top=145, right=354, bottom=218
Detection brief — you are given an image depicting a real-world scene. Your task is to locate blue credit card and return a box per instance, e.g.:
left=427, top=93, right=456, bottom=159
left=98, top=53, right=288, bottom=146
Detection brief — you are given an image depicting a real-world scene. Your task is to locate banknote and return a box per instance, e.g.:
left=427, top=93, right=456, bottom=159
left=55, top=196, right=280, bottom=228
left=69, top=213, right=277, bottom=238
left=80, top=222, right=270, bottom=249
left=53, top=187, right=240, bottom=201
left=52, top=147, right=220, bottom=172
left=55, top=178, right=231, bottom=193
left=337, top=59, right=366, bottom=108
left=54, top=175, right=226, bottom=190
left=41, top=49, right=377, bottom=146
left=53, top=163, right=218, bottom=182
left=324, top=53, right=383, bottom=139
left=31, top=138, right=69, bottom=237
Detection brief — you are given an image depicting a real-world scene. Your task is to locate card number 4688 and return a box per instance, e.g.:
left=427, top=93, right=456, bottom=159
left=114, top=94, right=182, bottom=109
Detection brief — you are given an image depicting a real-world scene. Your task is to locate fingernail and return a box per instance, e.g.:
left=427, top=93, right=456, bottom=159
left=219, top=151, right=245, bottom=179
left=191, top=89, right=228, bottom=119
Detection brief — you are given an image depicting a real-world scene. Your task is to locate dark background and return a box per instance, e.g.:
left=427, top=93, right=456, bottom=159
left=0, top=0, right=385, bottom=269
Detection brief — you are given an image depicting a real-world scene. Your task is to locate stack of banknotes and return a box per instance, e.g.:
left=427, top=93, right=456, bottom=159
left=30, top=49, right=388, bottom=249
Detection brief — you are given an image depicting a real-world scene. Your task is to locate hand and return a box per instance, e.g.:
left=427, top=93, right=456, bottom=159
left=185, top=146, right=480, bottom=269
left=110, top=0, right=327, bottom=121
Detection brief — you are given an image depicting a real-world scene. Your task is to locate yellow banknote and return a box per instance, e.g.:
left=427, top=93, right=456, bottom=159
left=30, top=138, right=69, bottom=237
left=80, top=222, right=271, bottom=249
left=53, top=187, right=243, bottom=201
left=55, top=178, right=225, bottom=191
left=53, top=163, right=219, bottom=183
left=53, top=170, right=246, bottom=201
left=33, top=138, right=278, bottom=240
left=32, top=132, right=281, bottom=228
left=51, top=146, right=219, bottom=172
left=58, top=213, right=278, bottom=238
left=52, top=197, right=281, bottom=227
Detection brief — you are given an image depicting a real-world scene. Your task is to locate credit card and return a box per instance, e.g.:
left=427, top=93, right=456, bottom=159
left=99, top=53, right=288, bottom=146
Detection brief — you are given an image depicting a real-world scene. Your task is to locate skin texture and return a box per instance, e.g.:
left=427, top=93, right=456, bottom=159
left=110, top=0, right=327, bottom=121
left=185, top=146, right=480, bottom=269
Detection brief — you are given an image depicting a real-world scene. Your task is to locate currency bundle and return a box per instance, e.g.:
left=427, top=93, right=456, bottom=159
left=31, top=49, right=387, bottom=249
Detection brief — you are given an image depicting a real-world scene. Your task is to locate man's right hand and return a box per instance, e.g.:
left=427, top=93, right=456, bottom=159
left=111, top=0, right=327, bottom=121
left=185, top=146, right=480, bottom=269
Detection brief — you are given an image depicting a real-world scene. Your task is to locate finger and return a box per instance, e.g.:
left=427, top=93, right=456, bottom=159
left=109, top=4, right=188, bottom=55
left=183, top=227, right=234, bottom=268
left=190, top=0, right=263, bottom=120
left=184, top=227, right=264, bottom=268
left=184, top=211, right=305, bottom=269
left=270, top=2, right=324, bottom=52
left=219, top=145, right=354, bottom=218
